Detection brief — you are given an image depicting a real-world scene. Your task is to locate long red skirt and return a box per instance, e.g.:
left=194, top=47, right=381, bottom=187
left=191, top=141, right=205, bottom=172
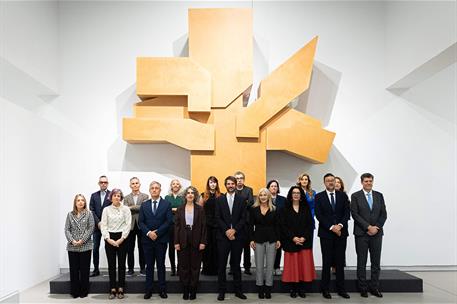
left=282, top=249, right=316, bottom=282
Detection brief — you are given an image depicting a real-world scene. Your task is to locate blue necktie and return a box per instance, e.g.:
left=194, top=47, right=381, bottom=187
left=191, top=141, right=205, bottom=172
left=367, top=193, right=373, bottom=210
left=330, top=192, right=336, bottom=211
left=153, top=200, right=157, bottom=214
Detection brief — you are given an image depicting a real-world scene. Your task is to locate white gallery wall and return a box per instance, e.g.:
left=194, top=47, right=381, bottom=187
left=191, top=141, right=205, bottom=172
left=0, top=0, right=455, bottom=298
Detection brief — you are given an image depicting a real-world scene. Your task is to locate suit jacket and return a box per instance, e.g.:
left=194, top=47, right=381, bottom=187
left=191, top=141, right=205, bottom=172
left=89, top=190, right=111, bottom=229
left=236, top=186, right=254, bottom=207
left=350, top=190, right=387, bottom=236
left=138, top=197, right=173, bottom=244
left=124, top=192, right=149, bottom=230
left=174, top=203, right=207, bottom=249
left=215, top=193, right=247, bottom=241
left=315, top=190, right=350, bottom=239
left=272, top=195, right=286, bottom=211
left=280, top=203, right=313, bottom=251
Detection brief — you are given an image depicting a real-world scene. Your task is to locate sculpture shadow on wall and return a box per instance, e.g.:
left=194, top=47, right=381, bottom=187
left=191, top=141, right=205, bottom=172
left=107, top=83, right=190, bottom=179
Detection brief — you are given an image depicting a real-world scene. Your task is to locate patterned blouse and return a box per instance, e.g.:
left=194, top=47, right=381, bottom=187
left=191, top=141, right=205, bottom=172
left=64, top=210, right=95, bottom=252
left=100, top=204, right=131, bottom=240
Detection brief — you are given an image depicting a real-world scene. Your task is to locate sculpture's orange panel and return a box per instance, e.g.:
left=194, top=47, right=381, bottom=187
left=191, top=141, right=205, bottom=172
left=136, top=57, right=211, bottom=112
left=189, top=8, right=252, bottom=108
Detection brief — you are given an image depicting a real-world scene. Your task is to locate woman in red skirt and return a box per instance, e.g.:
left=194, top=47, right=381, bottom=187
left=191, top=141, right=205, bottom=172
left=280, top=185, right=316, bottom=298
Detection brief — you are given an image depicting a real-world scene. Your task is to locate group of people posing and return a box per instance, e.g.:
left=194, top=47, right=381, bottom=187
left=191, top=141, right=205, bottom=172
left=64, top=171, right=387, bottom=301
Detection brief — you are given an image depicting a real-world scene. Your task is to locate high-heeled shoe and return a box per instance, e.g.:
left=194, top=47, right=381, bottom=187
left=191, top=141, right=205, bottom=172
left=109, top=289, right=117, bottom=300
left=117, top=288, right=125, bottom=299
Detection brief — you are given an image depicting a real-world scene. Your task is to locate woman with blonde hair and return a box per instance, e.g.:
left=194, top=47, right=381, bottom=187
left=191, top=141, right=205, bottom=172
left=249, top=188, right=281, bottom=299
left=165, top=179, right=184, bottom=276
left=64, top=194, right=95, bottom=298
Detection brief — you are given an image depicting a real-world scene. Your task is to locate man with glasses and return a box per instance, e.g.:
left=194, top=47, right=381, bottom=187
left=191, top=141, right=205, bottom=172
left=233, top=171, right=254, bottom=275
left=315, top=173, right=351, bottom=299
left=89, top=175, right=111, bottom=277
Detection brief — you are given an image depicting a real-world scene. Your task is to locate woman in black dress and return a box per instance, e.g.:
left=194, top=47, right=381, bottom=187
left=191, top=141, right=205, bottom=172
left=199, top=176, right=222, bottom=275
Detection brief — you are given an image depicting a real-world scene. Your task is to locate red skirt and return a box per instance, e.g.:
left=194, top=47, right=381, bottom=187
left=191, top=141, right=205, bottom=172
left=282, top=249, right=316, bottom=282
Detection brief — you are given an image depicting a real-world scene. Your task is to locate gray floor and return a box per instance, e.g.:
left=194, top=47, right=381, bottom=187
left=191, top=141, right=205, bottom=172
left=2, top=271, right=456, bottom=303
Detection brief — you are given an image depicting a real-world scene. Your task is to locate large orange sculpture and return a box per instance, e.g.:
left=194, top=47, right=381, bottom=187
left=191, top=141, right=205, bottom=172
left=123, top=8, right=335, bottom=192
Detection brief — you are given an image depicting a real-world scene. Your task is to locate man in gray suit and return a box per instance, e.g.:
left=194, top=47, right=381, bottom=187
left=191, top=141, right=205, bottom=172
left=350, top=173, right=387, bottom=298
left=124, top=177, right=149, bottom=275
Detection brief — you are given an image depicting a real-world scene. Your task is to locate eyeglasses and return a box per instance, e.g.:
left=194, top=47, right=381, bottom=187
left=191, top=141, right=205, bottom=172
left=99, top=181, right=108, bottom=184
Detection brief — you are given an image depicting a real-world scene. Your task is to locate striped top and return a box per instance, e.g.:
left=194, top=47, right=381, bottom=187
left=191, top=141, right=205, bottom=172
left=64, top=210, right=95, bottom=252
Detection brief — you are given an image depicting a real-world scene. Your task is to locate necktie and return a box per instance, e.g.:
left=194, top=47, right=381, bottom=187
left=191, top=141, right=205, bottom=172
left=330, top=192, right=336, bottom=211
left=153, top=200, right=158, bottom=214
left=367, top=193, right=373, bottom=210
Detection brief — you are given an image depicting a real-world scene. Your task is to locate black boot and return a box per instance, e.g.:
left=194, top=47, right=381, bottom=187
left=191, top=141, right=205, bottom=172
left=189, top=287, right=197, bottom=300
left=265, top=285, right=272, bottom=299
left=183, top=286, right=189, bottom=300
left=257, top=285, right=265, bottom=299
left=290, top=283, right=298, bottom=298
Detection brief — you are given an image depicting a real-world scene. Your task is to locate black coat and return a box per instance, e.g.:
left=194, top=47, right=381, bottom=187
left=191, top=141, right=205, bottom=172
left=280, top=202, right=313, bottom=252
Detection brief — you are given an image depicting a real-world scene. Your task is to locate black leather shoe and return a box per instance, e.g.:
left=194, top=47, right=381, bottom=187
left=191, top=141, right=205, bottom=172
left=143, top=292, right=152, bottom=299
left=322, top=291, right=332, bottom=299
left=126, top=269, right=134, bottom=276
left=360, top=290, right=368, bottom=297
left=90, top=270, right=100, bottom=277
left=217, top=293, right=225, bottom=301
left=244, top=269, right=252, bottom=275
left=159, top=291, right=168, bottom=299
left=370, top=289, right=383, bottom=298
left=338, top=292, right=350, bottom=299
left=235, top=292, right=247, bottom=300
left=298, top=291, right=306, bottom=298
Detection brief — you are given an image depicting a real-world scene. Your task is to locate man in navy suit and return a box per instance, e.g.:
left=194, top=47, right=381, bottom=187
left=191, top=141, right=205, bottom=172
left=315, top=173, right=351, bottom=299
left=139, top=181, right=173, bottom=299
left=89, top=175, right=111, bottom=277
left=215, top=176, right=248, bottom=301
left=351, top=173, right=387, bottom=298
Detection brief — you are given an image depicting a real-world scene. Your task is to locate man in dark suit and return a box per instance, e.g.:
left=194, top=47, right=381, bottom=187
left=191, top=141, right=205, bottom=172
left=88, top=175, right=111, bottom=277
left=351, top=173, right=387, bottom=298
left=234, top=171, right=254, bottom=275
left=315, top=173, right=351, bottom=299
left=139, top=181, right=173, bottom=299
left=215, top=176, right=248, bottom=301
left=123, top=177, right=149, bottom=276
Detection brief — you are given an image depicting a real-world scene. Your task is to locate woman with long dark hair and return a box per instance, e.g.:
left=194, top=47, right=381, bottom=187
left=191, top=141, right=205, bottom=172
left=280, top=186, right=316, bottom=298
left=200, top=176, right=221, bottom=275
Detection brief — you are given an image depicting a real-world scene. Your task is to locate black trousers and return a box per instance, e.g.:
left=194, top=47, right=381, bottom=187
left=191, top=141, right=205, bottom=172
left=274, top=246, right=282, bottom=269
left=127, top=225, right=145, bottom=271
left=92, top=229, right=101, bottom=271
left=105, top=232, right=128, bottom=290
left=202, top=226, right=218, bottom=275
left=355, top=234, right=383, bottom=290
left=320, top=236, right=347, bottom=292
left=68, top=250, right=91, bottom=297
left=177, top=228, right=203, bottom=288
left=143, top=240, right=167, bottom=292
left=218, top=238, right=243, bottom=293
left=168, top=224, right=176, bottom=271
